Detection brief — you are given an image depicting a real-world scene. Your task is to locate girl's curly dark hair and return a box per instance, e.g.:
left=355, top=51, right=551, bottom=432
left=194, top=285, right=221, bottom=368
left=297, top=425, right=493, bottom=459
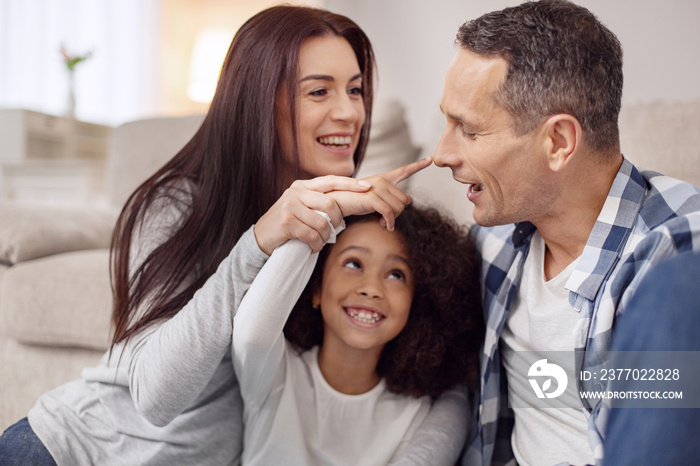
left=284, top=204, right=484, bottom=398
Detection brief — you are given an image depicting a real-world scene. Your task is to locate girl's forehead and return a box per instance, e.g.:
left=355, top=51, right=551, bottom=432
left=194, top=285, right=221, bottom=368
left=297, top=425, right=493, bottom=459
left=331, top=220, right=408, bottom=257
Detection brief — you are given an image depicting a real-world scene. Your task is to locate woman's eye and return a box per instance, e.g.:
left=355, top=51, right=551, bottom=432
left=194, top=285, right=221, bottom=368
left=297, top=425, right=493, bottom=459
left=348, top=86, right=363, bottom=96
left=343, top=260, right=361, bottom=270
left=309, top=88, right=327, bottom=97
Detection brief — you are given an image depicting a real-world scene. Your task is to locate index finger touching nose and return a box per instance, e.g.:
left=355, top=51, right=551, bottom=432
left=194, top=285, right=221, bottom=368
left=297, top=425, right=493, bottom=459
left=384, top=156, right=433, bottom=185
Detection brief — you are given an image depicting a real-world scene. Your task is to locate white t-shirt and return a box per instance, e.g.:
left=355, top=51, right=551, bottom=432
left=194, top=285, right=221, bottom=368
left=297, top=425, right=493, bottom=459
left=501, top=231, right=594, bottom=466
left=232, top=219, right=431, bottom=465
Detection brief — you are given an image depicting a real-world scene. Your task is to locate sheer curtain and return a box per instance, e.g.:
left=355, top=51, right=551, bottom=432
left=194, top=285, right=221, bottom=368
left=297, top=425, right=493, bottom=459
left=0, top=0, right=162, bottom=126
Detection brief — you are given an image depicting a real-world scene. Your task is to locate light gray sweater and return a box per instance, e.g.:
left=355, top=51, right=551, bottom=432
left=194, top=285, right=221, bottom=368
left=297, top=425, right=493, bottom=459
left=29, top=189, right=265, bottom=465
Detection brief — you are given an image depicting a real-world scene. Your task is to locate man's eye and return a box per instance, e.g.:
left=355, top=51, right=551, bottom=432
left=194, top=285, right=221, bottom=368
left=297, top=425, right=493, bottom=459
left=462, top=129, right=477, bottom=140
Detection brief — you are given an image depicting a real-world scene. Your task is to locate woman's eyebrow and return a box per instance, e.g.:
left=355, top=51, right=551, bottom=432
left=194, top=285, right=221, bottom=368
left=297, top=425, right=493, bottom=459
left=300, top=73, right=362, bottom=83
left=301, top=74, right=334, bottom=82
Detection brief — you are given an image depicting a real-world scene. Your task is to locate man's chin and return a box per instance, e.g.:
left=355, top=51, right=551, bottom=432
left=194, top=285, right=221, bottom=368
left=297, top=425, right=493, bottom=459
left=472, top=209, right=510, bottom=228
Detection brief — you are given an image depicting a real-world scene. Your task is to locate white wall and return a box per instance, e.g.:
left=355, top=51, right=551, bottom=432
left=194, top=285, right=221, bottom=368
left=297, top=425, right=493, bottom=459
left=325, top=0, right=700, bottom=153
left=0, top=0, right=162, bottom=126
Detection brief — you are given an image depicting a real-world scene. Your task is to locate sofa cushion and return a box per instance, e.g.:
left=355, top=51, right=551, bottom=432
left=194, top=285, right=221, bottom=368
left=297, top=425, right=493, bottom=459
left=0, top=249, right=112, bottom=350
left=0, top=201, right=119, bottom=265
left=620, top=99, right=700, bottom=187
left=107, top=115, right=205, bottom=207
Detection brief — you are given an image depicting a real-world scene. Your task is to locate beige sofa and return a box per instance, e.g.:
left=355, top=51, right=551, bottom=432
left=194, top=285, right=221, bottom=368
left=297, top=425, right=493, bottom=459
left=1, top=98, right=699, bottom=431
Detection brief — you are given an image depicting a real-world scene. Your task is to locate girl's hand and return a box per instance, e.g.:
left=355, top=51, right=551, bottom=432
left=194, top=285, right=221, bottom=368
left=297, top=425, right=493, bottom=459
left=254, top=176, right=372, bottom=255
left=328, top=157, right=433, bottom=231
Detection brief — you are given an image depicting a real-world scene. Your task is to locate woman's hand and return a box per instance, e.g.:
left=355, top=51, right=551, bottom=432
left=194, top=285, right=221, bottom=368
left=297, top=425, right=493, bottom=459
left=254, top=157, right=432, bottom=255
left=254, top=176, right=372, bottom=255
left=328, top=157, right=433, bottom=231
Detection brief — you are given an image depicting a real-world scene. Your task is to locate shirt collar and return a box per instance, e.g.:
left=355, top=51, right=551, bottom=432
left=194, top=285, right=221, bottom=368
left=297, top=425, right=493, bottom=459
left=565, top=158, right=647, bottom=300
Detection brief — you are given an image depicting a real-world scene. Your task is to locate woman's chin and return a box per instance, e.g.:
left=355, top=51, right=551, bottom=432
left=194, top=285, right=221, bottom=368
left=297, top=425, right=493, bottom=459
left=305, top=163, right=356, bottom=179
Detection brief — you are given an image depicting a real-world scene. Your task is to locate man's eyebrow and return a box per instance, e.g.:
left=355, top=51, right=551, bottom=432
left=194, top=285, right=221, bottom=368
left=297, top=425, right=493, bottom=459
left=439, top=104, right=462, bottom=122
left=440, top=104, right=478, bottom=128
left=300, top=73, right=362, bottom=83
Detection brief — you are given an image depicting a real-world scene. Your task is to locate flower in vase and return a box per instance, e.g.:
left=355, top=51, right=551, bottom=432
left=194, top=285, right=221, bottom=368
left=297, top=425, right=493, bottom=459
left=60, top=44, right=92, bottom=72
left=60, top=45, right=92, bottom=118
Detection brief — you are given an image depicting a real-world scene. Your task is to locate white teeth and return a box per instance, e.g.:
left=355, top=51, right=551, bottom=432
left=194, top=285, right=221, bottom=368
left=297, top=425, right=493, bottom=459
left=347, top=308, right=382, bottom=323
left=470, top=183, right=485, bottom=193
left=318, top=136, right=352, bottom=146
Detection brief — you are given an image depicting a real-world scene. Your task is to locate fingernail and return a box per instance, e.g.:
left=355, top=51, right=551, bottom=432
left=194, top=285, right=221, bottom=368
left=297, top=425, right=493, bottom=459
left=358, top=180, right=372, bottom=188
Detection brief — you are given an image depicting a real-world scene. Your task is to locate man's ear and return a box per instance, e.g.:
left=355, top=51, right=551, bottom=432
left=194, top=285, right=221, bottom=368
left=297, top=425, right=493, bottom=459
left=542, top=114, right=582, bottom=172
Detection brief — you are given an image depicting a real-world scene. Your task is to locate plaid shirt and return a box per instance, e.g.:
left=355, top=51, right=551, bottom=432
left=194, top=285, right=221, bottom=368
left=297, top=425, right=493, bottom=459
left=463, top=158, right=700, bottom=466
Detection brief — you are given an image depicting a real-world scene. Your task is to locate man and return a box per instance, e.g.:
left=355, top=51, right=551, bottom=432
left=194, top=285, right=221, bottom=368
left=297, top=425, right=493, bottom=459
left=433, top=1, right=700, bottom=465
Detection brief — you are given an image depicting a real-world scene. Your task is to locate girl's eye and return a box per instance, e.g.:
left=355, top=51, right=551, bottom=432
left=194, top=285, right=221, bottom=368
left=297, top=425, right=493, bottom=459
left=343, top=260, right=361, bottom=270
left=388, top=270, right=406, bottom=281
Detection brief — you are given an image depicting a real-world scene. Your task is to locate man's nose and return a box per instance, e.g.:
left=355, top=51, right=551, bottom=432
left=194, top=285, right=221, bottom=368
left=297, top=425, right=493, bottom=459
left=433, top=127, right=459, bottom=168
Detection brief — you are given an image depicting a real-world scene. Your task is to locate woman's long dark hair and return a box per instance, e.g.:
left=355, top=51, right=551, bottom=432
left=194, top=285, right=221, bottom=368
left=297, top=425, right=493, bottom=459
left=110, top=6, right=375, bottom=345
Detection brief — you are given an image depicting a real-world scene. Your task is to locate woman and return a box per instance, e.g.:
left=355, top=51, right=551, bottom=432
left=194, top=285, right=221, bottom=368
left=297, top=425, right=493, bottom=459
left=0, top=6, right=464, bottom=465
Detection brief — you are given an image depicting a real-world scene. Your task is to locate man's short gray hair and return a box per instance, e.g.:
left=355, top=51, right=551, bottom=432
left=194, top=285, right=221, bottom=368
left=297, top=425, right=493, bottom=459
left=457, top=0, right=623, bottom=155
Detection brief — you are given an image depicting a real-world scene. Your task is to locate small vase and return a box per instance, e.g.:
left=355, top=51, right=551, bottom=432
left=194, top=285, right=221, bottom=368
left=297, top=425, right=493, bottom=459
left=66, top=72, right=76, bottom=119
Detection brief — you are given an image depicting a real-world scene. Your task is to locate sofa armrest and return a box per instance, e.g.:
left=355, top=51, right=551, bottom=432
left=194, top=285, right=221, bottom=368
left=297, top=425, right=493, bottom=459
left=0, top=201, right=120, bottom=265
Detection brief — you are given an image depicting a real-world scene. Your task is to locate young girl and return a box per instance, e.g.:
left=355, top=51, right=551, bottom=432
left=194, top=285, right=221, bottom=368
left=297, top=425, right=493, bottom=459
left=233, top=205, right=483, bottom=465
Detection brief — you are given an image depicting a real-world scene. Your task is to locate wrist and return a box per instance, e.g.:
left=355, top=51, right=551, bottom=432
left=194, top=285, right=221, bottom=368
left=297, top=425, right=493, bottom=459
left=252, top=223, right=273, bottom=256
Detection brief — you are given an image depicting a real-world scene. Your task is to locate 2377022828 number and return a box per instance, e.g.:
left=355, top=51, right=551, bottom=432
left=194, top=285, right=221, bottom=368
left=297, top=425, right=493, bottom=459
left=594, top=368, right=680, bottom=381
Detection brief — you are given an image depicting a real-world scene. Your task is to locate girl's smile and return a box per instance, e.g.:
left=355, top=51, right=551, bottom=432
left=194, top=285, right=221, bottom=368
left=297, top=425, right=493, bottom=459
left=344, top=305, right=385, bottom=327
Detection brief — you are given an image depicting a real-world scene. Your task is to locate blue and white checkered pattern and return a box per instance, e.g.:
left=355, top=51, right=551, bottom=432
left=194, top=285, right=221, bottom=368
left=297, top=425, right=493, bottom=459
left=463, top=158, right=700, bottom=466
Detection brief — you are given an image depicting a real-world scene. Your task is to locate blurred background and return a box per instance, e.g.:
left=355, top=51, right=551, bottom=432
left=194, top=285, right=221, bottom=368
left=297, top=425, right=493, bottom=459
left=1, top=0, right=699, bottom=152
